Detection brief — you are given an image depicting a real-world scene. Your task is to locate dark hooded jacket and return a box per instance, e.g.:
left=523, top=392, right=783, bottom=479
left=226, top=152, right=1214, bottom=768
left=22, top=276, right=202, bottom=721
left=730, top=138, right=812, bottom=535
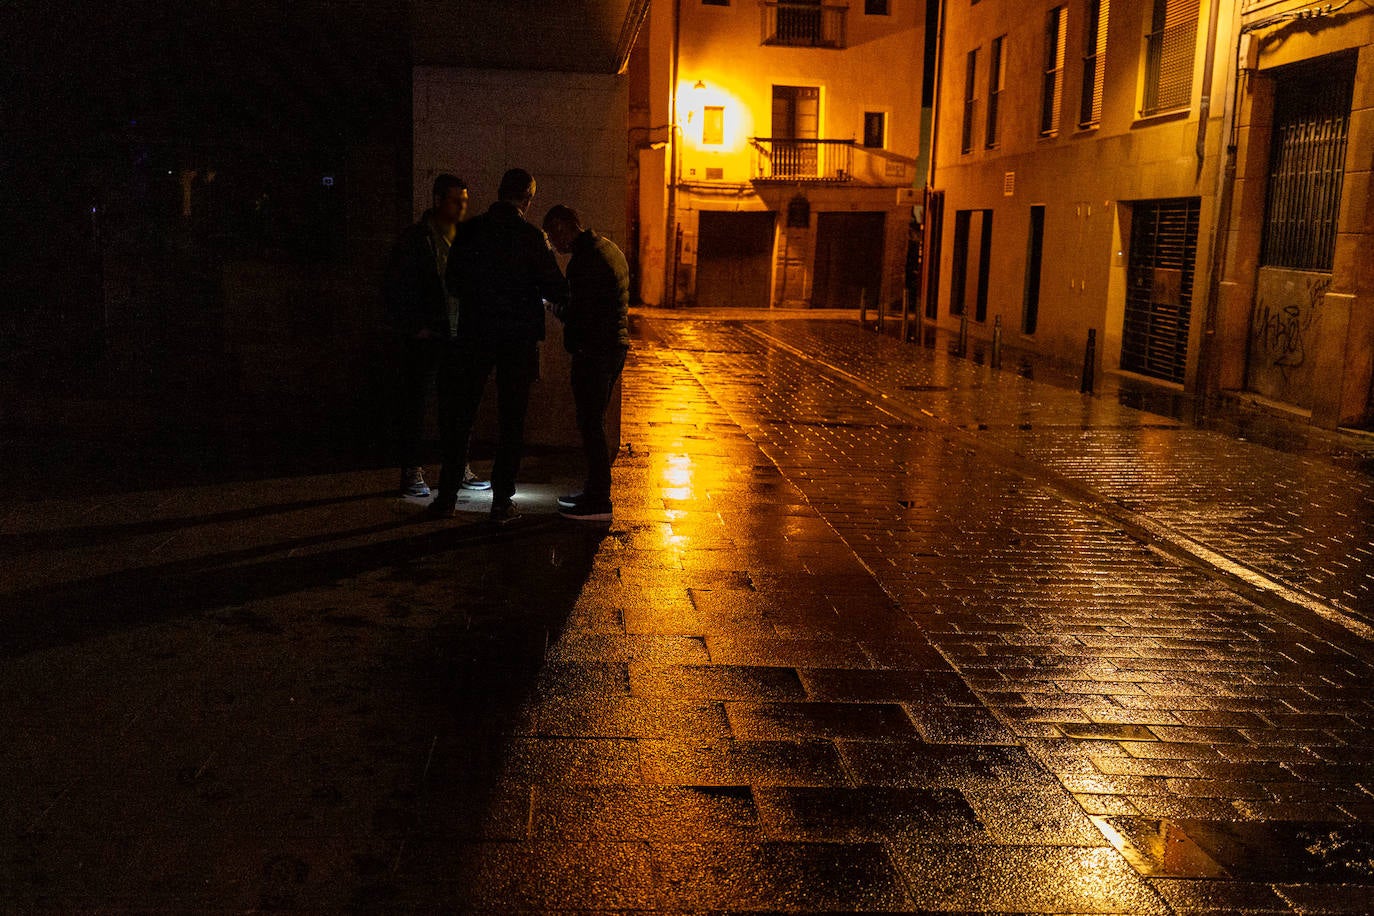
left=444, top=201, right=567, bottom=344
left=559, top=229, right=630, bottom=354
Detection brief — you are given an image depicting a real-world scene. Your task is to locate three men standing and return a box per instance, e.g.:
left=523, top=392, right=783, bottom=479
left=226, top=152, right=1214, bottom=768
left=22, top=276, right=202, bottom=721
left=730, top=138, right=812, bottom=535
left=391, top=169, right=628, bottom=524
left=430, top=169, right=568, bottom=523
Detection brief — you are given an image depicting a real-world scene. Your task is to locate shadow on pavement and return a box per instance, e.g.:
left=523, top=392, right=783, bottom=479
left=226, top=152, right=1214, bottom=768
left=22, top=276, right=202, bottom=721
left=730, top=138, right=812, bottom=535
left=2, top=507, right=610, bottom=910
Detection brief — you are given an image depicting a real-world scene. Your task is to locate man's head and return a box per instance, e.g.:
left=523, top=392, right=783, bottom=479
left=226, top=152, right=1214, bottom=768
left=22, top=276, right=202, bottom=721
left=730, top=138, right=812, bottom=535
left=432, top=174, right=468, bottom=226
left=497, top=168, right=536, bottom=212
left=542, top=204, right=584, bottom=255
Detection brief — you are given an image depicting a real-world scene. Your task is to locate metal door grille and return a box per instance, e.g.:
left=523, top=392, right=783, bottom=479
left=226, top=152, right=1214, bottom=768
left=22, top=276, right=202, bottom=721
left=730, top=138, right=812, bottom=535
left=1261, top=58, right=1354, bottom=271
left=1123, top=197, right=1200, bottom=383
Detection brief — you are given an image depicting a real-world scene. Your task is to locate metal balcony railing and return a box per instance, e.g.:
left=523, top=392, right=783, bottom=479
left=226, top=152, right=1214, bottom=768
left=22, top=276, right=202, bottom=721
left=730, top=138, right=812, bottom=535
left=761, top=2, right=847, bottom=49
left=751, top=138, right=854, bottom=182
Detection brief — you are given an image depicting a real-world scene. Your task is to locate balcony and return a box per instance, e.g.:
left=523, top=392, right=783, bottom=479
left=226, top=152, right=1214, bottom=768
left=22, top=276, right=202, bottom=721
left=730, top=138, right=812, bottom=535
left=749, top=138, right=916, bottom=185
left=751, top=138, right=854, bottom=182
left=761, top=2, right=847, bottom=49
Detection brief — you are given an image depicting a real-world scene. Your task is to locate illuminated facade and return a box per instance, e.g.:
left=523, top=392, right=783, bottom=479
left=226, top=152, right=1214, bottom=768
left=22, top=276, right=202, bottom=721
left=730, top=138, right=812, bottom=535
left=1213, top=0, right=1374, bottom=428
left=932, top=0, right=1373, bottom=429
left=634, top=0, right=927, bottom=308
left=932, top=0, right=1237, bottom=392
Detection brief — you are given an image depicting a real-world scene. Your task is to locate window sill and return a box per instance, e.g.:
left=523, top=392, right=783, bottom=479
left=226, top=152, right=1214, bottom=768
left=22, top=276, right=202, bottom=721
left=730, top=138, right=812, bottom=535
left=1132, top=106, right=1190, bottom=127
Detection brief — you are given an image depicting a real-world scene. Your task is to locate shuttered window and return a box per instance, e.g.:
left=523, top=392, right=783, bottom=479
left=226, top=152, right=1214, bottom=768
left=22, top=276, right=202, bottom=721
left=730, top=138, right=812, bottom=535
left=962, top=48, right=979, bottom=154
left=1079, top=0, right=1108, bottom=127
left=986, top=35, right=1005, bottom=148
left=1040, top=7, right=1066, bottom=136
left=1141, top=0, right=1197, bottom=115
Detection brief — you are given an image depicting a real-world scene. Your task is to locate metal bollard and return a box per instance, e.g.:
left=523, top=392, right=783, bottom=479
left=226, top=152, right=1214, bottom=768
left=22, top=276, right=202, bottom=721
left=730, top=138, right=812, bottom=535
left=956, top=311, right=969, bottom=357
left=1081, top=328, right=1097, bottom=394
left=900, top=289, right=911, bottom=342
left=991, top=315, right=1002, bottom=370
left=859, top=288, right=867, bottom=328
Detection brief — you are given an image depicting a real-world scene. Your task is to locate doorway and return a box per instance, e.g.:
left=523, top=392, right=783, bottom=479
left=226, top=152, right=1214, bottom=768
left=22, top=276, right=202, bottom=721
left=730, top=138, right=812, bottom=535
left=695, top=210, right=777, bottom=308
left=814, top=211, right=885, bottom=309
left=1122, top=197, right=1199, bottom=383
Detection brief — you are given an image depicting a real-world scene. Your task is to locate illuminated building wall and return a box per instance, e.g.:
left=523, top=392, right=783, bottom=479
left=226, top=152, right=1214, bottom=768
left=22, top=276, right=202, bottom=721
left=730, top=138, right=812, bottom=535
left=636, top=0, right=926, bottom=309
left=932, top=0, right=1237, bottom=390
left=1217, top=0, right=1374, bottom=428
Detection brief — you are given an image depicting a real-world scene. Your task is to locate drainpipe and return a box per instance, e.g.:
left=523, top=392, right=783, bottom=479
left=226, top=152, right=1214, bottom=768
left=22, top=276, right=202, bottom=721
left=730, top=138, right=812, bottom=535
left=926, top=0, right=946, bottom=189
left=665, top=0, right=682, bottom=308
left=1194, top=4, right=1244, bottom=424
left=1195, top=0, right=1225, bottom=165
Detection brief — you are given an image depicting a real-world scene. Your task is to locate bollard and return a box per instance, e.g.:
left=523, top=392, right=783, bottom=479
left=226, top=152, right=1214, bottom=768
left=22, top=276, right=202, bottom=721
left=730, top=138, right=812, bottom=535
left=1081, top=328, right=1097, bottom=394
left=859, top=288, right=868, bottom=328
left=900, top=289, right=911, bottom=342
left=876, top=290, right=886, bottom=335
left=991, top=316, right=1005, bottom=369
left=956, top=311, right=969, bottom=357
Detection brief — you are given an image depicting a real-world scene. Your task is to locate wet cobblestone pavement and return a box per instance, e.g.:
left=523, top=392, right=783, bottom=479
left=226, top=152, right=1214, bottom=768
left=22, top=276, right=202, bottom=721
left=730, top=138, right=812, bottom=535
left=2, top=310, right=1373, bottom=912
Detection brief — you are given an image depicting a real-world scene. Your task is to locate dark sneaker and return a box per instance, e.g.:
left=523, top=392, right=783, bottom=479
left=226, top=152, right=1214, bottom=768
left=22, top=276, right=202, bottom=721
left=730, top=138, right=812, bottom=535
left=557, top=491, right=584, bottom=509
left=461, top=465, right=491, bottom=491
left=424, top=493, right=458, bottom=518
left=399, top=467, right=431, bottom=499
left=489, top=500, right=522, bottom=525
left=559, top=497, right=612, bottom=522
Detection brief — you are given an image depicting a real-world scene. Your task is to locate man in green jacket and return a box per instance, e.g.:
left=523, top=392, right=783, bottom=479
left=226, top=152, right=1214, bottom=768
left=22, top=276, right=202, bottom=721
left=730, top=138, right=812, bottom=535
left=542, top=205, right=629, bottom=522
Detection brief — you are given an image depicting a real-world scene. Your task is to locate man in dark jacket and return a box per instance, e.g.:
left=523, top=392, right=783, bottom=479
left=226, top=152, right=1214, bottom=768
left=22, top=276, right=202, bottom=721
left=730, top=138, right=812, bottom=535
left=431, top=168, right=567, bottom=523
left=382, top=174, right=488, bottom=498
left=542, top=205, right=629, bottom=522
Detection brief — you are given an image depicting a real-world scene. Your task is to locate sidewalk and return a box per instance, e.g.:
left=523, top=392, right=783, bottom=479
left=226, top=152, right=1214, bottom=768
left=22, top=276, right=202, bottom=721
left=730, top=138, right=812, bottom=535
left=2, top=309, right=1373, bottom=912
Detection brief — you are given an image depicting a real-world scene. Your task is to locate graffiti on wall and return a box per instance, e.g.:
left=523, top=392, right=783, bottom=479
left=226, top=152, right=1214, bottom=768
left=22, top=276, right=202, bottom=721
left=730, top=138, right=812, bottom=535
left=1247, top=268, right=1330, bottom=407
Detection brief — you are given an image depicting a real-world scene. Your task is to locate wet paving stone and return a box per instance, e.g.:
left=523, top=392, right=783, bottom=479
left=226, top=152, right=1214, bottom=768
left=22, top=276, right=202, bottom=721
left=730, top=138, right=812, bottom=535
left=7, top=311, right=1374, bottom=910
left=752, top=786, right=986, bottom=843
left=891, top=843, right=1170, bottom=913
left=652, top=841, right=913, bottom=911
left=638, top=739, right=851, bottom=788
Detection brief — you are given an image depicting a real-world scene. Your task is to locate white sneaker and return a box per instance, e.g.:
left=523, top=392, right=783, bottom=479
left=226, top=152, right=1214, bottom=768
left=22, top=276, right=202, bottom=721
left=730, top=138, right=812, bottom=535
left=399, top=467, right=431, bottom=499
left=461, top=465, right=491, bottom=491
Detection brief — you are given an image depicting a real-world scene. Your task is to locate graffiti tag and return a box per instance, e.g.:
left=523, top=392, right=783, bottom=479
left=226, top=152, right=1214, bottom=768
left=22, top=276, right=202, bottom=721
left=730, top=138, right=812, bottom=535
left=1251, top=274, right=1330, bottom=379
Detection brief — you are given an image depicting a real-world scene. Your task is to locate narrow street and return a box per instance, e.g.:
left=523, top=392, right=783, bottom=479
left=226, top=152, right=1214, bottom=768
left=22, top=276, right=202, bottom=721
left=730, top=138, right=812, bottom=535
left=3, top=312, right=1373, bottom=912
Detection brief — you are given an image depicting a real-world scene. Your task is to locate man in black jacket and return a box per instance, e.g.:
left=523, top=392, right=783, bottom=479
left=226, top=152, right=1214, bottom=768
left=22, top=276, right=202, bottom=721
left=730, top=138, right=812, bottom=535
left=431, top=168, right=567, bottom=523
left=542, top=205, right=629, bottom=522
left=382, top=174, right=488, bottom=498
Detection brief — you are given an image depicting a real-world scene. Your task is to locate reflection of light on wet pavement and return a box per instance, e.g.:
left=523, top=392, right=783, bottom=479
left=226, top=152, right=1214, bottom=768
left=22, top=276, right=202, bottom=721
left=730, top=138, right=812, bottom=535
left=660, top=453, right=696, bottom=503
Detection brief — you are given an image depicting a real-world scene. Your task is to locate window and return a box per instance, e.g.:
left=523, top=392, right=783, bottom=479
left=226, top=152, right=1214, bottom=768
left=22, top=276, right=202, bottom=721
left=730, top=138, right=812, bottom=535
left=986, top=35, right=1005, bottom=148
left=961, top=48, right=979, bottom=154
left=1141, top=0, right=1198, bottom=115
left=1079, top=0, right=1109, bottom=127
left=767, top=0, right=843, bottom=48
left=1261, top=58, right=1354, bottom=271
left=703, top=106, right=725, bottom=145
left=865, top=0, right=890, bottom=13
left=863, top=112, right=886, bottom=148
left=1040, top=6, right=1066, bottom=136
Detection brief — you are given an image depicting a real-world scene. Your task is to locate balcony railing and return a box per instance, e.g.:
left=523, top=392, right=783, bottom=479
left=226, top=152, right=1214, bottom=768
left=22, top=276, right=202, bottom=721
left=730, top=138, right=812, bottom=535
left=751, top=138, right=854, bottom=182
left=761, top=2, right=847, bottom=49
